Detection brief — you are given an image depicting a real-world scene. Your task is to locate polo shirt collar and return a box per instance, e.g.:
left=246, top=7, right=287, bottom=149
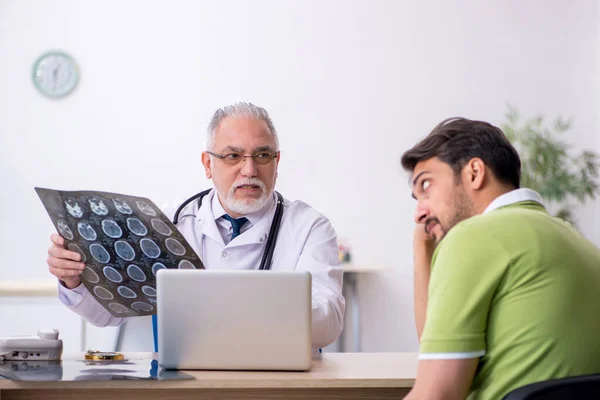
left=483, top=188, right=544, bottom=215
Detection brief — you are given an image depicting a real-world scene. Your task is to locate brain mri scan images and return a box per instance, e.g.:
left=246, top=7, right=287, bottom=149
left=115, top=240, right=136, bottom=261
left=44, top=196, right=63, bottom=214
left=117, top=286, right=137, bottom=299
left=131, top=302, right=153, bottom=312
left=103, top=266, right=123, bottom=283
left=93, top=286, right=114, bottom=300
left=77, top=221, right=97, bottom=241
left=101, top=219, right=122, bottom=238
left=56, top=220, right=74, bottom=240
left=67, top=243, right=86, bottom=262
left=89, top=243, right=110, bottom=263
left=135, top=201, right=156, bottom=216
left=81, top=267, right=99, bottom=283
left=151, top=219, right=172, bottom=236
left=140, top=238, right=160, bottom=258
left=89, top=197, right=109, bottom=216
left=108, top=303, right=129, bottom=314
left=152, top=262, right=166, bottom=276
left=127, top=264, right=146, bottom=282
left=165, top=238, right=186, bottom=256
left=65, top=198, right=83, bottom=218
left=112, top=198, right=132, bottom=214
left=178, top=260, right=196, bottom=269
left=126, top=218, right=148, bottom=236
left=142, top=285, right=157, bottom=297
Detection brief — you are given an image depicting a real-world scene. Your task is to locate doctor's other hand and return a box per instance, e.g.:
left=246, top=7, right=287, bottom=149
left=47, top=233, right=85, bottom=289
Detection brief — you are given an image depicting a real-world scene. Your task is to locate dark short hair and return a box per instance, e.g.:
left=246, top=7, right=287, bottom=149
left=401, top=117, right=521, bottom=188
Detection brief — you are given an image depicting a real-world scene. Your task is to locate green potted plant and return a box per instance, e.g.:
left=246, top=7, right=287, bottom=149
left=501, top=105, right=600, bottom=226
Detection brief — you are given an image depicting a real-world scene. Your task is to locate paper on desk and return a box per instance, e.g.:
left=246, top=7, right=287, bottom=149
left=35, top=187, right=204, bottom=317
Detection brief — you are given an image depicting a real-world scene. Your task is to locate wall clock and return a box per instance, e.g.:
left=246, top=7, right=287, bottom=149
left=32, top=51, right=79, bottom=98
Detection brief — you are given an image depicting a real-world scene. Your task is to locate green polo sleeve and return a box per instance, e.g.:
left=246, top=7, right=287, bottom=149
left=420, top=221, right=510, bottom=356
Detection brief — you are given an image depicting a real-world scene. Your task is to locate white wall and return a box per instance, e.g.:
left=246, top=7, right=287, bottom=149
left=0, top=0, right=598, bottom=353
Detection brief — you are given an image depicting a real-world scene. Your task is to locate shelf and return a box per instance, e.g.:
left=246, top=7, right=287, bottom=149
left=0, top=281, right=57, bottom=297
left=340, top=264, right=393, bottom=273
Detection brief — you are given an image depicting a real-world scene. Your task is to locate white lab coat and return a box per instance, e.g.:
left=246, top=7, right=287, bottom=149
left=57, top=190, right=345, bottom=349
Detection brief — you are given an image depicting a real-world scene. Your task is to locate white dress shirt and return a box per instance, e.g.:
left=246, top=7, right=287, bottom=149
left=57, top=190, right=345, bottom=349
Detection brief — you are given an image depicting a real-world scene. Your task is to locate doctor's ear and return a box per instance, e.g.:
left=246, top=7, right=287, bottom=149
left=201, top=152, right=212, bottom=179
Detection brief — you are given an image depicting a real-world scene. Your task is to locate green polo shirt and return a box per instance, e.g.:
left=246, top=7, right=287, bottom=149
left=420, top=200, right=600, bottom=399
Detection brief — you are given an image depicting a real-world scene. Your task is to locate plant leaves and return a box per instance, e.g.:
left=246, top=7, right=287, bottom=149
left=502, top=105, right=600, bottom=222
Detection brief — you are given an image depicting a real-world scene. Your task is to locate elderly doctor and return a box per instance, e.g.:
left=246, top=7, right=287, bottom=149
left=46, top=102, right=345, bottom=349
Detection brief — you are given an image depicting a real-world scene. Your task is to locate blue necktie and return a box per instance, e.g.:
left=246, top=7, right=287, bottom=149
left=222, top=214, right=249, bottom=239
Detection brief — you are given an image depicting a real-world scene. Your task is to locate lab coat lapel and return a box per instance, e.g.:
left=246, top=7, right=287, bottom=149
left=227, top=223, right=270, bottom=248
left=196, top=193, right=225, bottom=247
left=226, top=204, right=276, bottom=248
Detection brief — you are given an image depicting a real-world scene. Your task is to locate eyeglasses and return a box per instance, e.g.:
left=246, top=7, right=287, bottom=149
left=206, top=151, right=279, bottom=166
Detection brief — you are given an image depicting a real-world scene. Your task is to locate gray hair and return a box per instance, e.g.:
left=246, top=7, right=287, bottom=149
left=206, top=102, right=279, bottom=151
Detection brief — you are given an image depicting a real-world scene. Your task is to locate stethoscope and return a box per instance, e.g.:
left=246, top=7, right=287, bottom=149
left=172, top=189, right=285, bottom=271
left=152, top=189, right=285, bottom=352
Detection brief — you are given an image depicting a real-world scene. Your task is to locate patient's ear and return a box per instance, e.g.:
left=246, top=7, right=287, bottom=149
left=201, top=152, right=212, bottom=179
left=463, top=158, right=486, bottom=190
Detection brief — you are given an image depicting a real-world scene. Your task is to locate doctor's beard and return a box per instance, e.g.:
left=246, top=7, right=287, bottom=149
left=224, top=177, right=271, bottom=215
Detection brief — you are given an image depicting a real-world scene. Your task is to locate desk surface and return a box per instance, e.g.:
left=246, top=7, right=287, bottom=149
left=0, top=352, right=417, bottom=390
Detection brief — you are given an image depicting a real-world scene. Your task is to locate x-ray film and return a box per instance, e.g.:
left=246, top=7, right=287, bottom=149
left=35, top=187, right=204, bottom=317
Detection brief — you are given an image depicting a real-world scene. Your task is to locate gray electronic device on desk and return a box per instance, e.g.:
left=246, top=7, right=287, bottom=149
left=0, top=329, right=63, bottom=362
left=157, top=270, right=312, bottom=371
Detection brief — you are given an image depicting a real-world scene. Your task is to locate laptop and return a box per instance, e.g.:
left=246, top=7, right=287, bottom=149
left=156, top=269, right=312, bottom=371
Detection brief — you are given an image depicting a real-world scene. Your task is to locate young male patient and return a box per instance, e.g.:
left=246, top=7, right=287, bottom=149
left=401, top=117, right=600, bottom=400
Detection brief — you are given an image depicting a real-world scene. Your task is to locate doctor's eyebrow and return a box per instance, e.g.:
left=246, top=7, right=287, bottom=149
left=223, top=146, right=245, bottom=153
left=253, top=145, right=277, bottom=153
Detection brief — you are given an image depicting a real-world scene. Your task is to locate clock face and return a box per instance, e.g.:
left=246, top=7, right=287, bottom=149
left=32, top=51, right=79, bottom=98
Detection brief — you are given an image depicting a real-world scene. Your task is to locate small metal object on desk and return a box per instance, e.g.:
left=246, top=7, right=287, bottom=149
left=84, top=350, right=124, bottom=361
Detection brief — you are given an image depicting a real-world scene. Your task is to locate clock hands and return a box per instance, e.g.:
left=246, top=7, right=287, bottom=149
left=52, top=65, right=59, bottom=90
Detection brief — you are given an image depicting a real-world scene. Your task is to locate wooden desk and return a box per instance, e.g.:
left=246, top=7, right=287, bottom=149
left=0, top=352, right=417, bottom=400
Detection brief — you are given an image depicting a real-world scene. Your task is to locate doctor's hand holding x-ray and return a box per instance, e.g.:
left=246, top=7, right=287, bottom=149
left=46, top=102, right=345, bottom=349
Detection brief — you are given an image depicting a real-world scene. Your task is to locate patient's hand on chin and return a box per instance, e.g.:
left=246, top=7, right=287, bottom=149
left=413, top=223, right=436, bottom=252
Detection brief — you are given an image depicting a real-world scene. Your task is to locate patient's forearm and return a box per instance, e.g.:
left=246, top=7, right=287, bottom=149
left=414, top=245, right=433, bottom=341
